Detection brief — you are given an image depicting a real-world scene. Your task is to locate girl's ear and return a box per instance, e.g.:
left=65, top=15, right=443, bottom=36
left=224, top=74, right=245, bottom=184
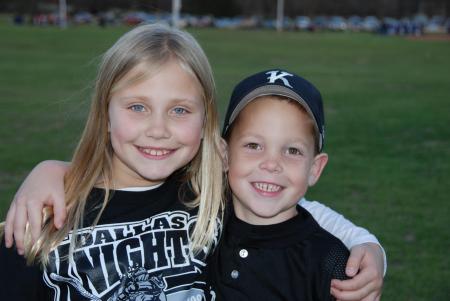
left=219, top=138, right=229, bottom=172
left=308, top=153, right=328, bottom=186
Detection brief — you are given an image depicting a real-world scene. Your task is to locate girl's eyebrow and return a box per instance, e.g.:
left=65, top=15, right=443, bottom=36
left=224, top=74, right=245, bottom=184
left=170, top=97, right=203, bottom=104
left=116, top=95, right=148, bottom=102
left=117, top=95, right=201, bottom=104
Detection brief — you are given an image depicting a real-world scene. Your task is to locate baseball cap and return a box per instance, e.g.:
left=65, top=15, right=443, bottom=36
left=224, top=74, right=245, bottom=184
left=222, top=69, right=325, bottom=152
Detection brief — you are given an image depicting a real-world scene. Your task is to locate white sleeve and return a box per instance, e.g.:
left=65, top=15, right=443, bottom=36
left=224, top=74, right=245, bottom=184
left=299, top=198, right=387, bottom=275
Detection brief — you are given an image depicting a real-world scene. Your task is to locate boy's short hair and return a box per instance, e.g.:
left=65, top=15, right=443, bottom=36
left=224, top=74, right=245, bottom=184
left=222, top=69, right=325, bottom=153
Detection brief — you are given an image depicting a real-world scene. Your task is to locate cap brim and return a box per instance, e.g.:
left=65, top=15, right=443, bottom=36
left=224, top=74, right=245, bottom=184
left=228, top=85, right=322, bottom=150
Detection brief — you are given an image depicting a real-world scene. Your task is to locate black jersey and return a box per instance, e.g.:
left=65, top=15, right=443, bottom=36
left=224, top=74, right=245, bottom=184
left=209, top=205, right=349, bottom=301
left=0, top=177, right=218, bottom=301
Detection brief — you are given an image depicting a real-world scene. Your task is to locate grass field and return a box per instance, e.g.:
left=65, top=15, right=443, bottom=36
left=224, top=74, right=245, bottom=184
left=0, top=22, right=449, bottom=300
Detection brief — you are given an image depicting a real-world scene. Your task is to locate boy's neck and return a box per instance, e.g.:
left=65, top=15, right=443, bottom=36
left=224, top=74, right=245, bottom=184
left=232, top=199, right=299, bottom=226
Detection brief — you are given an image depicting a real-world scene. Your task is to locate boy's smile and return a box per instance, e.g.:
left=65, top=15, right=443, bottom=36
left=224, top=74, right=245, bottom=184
left=227, top=97, right=328, bottom=225
left=252, top=181, right=283, bottom=194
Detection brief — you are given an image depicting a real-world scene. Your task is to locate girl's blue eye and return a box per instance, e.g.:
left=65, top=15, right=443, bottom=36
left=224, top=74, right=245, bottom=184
left=129, top=104, right=145, bottom=112
left=245, top=143, right=261, bottom=150
left=173, top=107, right=188, bottom=115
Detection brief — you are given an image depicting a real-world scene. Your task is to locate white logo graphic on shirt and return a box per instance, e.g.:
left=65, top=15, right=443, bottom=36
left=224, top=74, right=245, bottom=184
left=43, top=211, right=218, bottom=301
left=266, top=70, right=293, bottom=88
left=108, top=267, right=166, bottom=301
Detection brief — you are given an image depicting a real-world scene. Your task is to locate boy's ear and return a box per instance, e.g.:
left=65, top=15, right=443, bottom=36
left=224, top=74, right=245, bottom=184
left=308, top=153, right=328, bottom=186
left=219, top=138, right=229, bottom=172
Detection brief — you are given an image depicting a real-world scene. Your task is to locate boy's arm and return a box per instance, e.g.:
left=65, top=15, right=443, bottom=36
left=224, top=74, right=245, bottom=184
left=300, top=198, right=385, bottom=301
left=4, top=160, right=69, bottom=254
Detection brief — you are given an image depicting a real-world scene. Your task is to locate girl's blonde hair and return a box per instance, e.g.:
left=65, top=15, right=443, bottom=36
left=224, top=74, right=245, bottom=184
left=23, top=24, right=224, bottom=265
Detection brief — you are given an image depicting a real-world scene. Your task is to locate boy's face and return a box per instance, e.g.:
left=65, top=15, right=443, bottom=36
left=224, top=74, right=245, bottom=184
left=226, top=97, right=328, bottom=225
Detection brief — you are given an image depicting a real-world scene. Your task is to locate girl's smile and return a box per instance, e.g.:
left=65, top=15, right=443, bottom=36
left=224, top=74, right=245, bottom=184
left=136, top=146, right=175, bottom=159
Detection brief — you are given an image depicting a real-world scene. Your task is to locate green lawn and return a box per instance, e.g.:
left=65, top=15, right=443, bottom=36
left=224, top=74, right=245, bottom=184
left=1, top=23, right=449, bottom=300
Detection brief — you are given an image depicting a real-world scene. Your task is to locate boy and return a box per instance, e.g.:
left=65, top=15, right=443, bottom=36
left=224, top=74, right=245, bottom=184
left=210, top=69, right=350, bottom=300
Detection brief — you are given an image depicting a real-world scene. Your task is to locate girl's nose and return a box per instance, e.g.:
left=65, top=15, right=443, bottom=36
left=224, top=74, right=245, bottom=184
left=145, top=114, right=170, bottom=139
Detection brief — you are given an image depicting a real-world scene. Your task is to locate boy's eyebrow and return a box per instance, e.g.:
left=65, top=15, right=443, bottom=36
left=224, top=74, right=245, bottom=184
left=233, top=132, right=263, bottom=139
left=237, top=132, right=312, bottom=145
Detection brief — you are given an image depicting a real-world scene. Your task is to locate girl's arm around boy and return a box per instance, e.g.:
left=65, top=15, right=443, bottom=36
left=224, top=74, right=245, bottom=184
left=301, top=199, right=384, bottom=301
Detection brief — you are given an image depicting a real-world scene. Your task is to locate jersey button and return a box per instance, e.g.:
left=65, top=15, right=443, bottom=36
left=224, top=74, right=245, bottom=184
left=231, top=270, right=239, bottom=279
left=239, top=249, right=248, bottom=258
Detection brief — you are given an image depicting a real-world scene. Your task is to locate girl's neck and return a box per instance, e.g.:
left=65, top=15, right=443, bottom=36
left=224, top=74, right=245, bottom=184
left=116, top=183, right=164, bottom=192
left=94, top=177, right=165, bottom=191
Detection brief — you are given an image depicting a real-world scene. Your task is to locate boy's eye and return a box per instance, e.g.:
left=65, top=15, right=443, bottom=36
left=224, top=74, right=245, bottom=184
left=286, top=147, right=302, bottom=156
left=245, top=143, right=262, bottom=150
left=172, top=107, right=188, bottom=115
left=129, top=104, right=146, bottom=112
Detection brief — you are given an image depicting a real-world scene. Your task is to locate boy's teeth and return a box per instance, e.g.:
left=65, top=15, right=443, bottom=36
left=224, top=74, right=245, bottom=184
left=254, top=182, right=281, bottom=192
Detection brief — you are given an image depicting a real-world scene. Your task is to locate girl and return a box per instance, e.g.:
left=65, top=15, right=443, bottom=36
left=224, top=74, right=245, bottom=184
left=1, top=23, right=224, bottom=300
left=1, top=24, right=383, bottom=300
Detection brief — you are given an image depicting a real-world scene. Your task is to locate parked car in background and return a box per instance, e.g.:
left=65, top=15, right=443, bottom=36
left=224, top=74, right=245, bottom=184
left=362, top=16, right=380, bottom=32
left=328, top=16, right=347, bottom=31
left=262, top=17, right=294, bottom=30
left=213, top=17, right=243, bottom=29
left=97, top=10, right=120, bottom=26
left=73, top=11, right=94, bottom=25
left=295, top=16, right=312, bottom=31
left=424, top=15, right=446, bottom=33
left=185, top=14, right=213, bottom=28
left=347, top=15, right=363, bottom=31
left=379, top=17, right=400, bottom=35
left=413, top=14, right=428, bottom=27
left=312, top=15, right=328, bottom=31
left=123, top=12, right=149, bottom=25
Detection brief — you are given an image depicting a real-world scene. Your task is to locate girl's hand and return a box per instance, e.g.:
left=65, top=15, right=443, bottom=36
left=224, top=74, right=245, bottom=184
left=4, top=160, right=69, bottom=255
left=331, top=242, right=384, bottom=301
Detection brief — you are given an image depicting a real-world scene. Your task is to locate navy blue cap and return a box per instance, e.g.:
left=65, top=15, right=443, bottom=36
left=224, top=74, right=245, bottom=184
left=222, top=69, right=325, bottom=152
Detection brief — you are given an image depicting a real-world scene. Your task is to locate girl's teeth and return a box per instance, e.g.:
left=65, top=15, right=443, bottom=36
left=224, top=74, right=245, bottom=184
left=141, top=148, right=170, bottom=156
left=254, top=182, right=281, bottom=192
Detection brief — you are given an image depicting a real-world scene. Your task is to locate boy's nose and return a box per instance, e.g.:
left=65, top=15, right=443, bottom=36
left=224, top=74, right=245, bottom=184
left=259, top=155, right=283, bottom=173
left=145, top=115, right=170, bottom=139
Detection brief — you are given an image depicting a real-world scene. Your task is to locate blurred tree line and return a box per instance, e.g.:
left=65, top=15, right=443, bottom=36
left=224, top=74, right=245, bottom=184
left=1, top=0, right=448, bottom=17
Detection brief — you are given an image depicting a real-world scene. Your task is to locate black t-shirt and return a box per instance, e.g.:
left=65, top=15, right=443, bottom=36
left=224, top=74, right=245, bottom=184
left=0, top=177, right=217, bottom=301
left=209, top=205, right=349, bottom=301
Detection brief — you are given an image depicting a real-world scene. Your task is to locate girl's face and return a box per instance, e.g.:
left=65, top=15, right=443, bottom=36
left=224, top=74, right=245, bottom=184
left=108, top=60, right=205, bottom=188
